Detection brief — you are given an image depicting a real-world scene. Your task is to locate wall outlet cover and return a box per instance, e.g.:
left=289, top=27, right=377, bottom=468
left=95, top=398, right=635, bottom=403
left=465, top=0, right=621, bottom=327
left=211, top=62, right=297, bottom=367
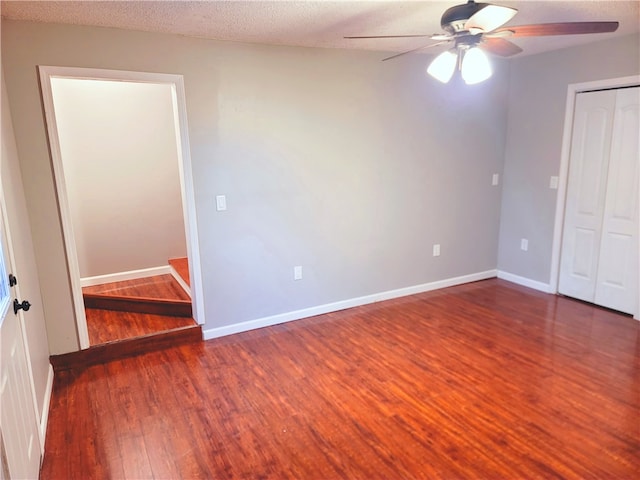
left=216, top=195, right=227, bottom=211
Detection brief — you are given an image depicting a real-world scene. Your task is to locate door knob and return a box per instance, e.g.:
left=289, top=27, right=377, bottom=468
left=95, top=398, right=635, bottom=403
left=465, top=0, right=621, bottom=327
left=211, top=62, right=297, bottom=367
left=13, top=299, right=31, bottom=315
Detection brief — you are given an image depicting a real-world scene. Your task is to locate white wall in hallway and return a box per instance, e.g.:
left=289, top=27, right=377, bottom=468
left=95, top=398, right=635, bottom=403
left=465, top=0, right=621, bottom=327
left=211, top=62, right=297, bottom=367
left=50, top=78, right=187, bottom=278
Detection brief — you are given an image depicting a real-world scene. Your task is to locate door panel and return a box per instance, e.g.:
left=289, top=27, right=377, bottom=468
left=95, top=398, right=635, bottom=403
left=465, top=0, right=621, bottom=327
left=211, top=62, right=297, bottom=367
left=0, top=212, right=40, bottom=479
left=571, top=228, right=597, bottom=278
left=594, top=87, right=639, bottom=314
left=1, top=315, right=40, bottom=479
left=1, top=74, right=51, bottom=427
left=559, top=90, right=616, bottom=301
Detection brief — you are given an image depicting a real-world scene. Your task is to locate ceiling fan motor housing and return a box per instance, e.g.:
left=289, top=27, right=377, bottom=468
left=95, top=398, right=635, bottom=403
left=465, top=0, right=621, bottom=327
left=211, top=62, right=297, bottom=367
left=441, top=0, right=487, bottom=33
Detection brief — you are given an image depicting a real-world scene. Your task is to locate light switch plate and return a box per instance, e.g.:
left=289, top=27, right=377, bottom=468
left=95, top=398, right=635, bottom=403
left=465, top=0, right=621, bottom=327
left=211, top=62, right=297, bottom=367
left=216, top=195, right=227, bottom=211
left=549, top=176, right=559, bottom=190
left=492, top=174, right=499, bottom=186
left=433, top=244, right=441, bottom=257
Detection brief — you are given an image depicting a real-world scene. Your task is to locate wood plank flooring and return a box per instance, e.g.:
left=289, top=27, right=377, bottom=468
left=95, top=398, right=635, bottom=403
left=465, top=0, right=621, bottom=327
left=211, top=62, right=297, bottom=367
left=40, top=279, right=640, bottom=479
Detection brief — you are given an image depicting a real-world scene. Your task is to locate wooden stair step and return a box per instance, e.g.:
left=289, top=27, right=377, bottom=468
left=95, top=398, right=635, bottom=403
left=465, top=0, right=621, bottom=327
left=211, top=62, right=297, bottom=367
left=83, top=293, right=192, bottom=317
left=50, top=324, right=202, bottom=372
left=168, top=257, right=190, bottom=287
left=83, top=274, right=189, bottom=300
left=82, top=273, right=192, bottom=317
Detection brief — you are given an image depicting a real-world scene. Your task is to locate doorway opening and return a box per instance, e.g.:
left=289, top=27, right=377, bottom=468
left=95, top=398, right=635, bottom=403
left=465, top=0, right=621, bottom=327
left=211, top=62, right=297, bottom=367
left=39, top=66, right=205, bottom=349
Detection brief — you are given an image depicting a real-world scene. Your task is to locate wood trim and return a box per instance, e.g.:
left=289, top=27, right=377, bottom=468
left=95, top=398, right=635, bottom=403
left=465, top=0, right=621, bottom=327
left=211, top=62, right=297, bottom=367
left=49, top=325, right=202, bottom=372
left=204, top=269, right=497, bottom=340
left=38, top=65, right=91, bottom=349
left=168, top=257, right=189, bottom=286
left=80, top=266, right=172, bottom=287
left=39, top=364, right=54, bottom=454
left=83, top=293, right=192, bottom=317
left=497, top=270, right=552, bottom=293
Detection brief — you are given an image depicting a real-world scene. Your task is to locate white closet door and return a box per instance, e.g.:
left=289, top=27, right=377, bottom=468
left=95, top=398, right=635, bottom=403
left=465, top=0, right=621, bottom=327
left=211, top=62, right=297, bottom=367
left=559, top=90, right=616, bottom=303
left=594, top=87, right=639, bottom=314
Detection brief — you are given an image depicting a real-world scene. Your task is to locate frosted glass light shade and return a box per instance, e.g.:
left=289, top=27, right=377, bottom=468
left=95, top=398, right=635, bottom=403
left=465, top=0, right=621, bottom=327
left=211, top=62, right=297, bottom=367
left=461, top=48, right=492, bottom=85
left=465, top=5, right=518, bottom=35
left=427, top=50, right=457, bottom=83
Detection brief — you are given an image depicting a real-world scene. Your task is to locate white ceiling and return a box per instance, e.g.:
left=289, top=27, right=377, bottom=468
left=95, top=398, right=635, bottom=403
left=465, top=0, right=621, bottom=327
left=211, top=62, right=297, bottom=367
left=1, top=1, right=638, bottom=58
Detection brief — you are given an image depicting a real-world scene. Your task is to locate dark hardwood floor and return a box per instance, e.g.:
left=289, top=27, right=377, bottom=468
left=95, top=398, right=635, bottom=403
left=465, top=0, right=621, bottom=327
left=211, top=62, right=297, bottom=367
left=41, top=279, right=640, bottom=479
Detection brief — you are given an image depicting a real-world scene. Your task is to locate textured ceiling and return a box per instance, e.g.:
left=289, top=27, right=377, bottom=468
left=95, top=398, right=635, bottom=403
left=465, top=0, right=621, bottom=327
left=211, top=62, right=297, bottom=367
left=1, top=1, right=638, bottom=58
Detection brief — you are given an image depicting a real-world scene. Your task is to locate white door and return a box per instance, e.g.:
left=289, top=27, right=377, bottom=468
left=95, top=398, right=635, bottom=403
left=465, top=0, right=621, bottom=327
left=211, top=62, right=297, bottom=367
left=594, top=87, right=639, bottom=314
left=559, top=87, right=639, bottom=314
left=559, top=90, right=616, bottom=302
left=0, top=208, right=40, bottom=480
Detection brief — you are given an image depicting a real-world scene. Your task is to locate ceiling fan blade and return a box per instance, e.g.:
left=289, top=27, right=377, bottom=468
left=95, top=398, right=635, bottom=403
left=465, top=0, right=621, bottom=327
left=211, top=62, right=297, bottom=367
left=382, top=41, right=450, bottom=62
left=465, top=5, right=518, bottom=35
left=481, top=37, right=523, bottom=57
left=431, top=34, right=454, bottom=41
left=344, top=34, right=430, bottom=39
left=345, top=33, right=452, bottom=40
left=494, top=21, right=619, bottom=37
left=484, top=30, right=515, bottom=39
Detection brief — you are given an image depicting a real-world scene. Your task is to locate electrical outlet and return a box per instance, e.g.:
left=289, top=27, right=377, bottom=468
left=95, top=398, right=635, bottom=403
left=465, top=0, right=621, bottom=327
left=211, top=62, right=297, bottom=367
left=492, top=173, right=499, bottom=186
left=433, top=244, right=441, bottom=257
left=520, top=238, right=529, bottom=251
left=549, top=176, right=559, bottom=189
left=294, top=266, right=303, bottom=280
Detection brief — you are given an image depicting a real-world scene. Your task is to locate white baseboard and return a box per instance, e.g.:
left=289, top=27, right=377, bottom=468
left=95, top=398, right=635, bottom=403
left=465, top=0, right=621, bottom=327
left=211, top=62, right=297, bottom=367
left=169, top=268, right=191, bottom=298
left=203, top=269, right=497, bottom=341
left=497, top=270, right=554, bottom=293
left=80, top=265, right=172, bottom=287
left=39, top=364, right=54, bottom=454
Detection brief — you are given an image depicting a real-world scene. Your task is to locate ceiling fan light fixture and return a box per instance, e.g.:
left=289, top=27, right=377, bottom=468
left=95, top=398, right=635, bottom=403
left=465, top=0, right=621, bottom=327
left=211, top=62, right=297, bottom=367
left=427, top=50, right=457, bottom=83
left=461, top=47, right=492, bottom=84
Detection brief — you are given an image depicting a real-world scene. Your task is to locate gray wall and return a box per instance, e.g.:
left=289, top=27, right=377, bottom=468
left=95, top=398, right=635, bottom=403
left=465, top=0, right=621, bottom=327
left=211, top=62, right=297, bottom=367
left=497, top=34, right=640, bottom=285
left=2, top=21, right=508, bottom=353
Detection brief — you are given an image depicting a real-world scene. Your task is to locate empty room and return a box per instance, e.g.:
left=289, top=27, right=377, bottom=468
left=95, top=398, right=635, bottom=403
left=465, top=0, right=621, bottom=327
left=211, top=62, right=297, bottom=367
left=1, top=1, right=638, bottom=479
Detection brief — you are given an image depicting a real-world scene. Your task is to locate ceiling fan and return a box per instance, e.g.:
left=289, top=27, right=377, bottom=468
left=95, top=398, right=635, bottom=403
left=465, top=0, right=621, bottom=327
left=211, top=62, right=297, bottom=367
left=345, top=1, right=619, bottom=84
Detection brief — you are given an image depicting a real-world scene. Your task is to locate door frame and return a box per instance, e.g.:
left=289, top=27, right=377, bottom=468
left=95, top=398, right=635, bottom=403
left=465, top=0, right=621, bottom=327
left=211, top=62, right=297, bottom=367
left=39, top=66, right=205, bottom=348
left=550, top=74, right=640, bottom=320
